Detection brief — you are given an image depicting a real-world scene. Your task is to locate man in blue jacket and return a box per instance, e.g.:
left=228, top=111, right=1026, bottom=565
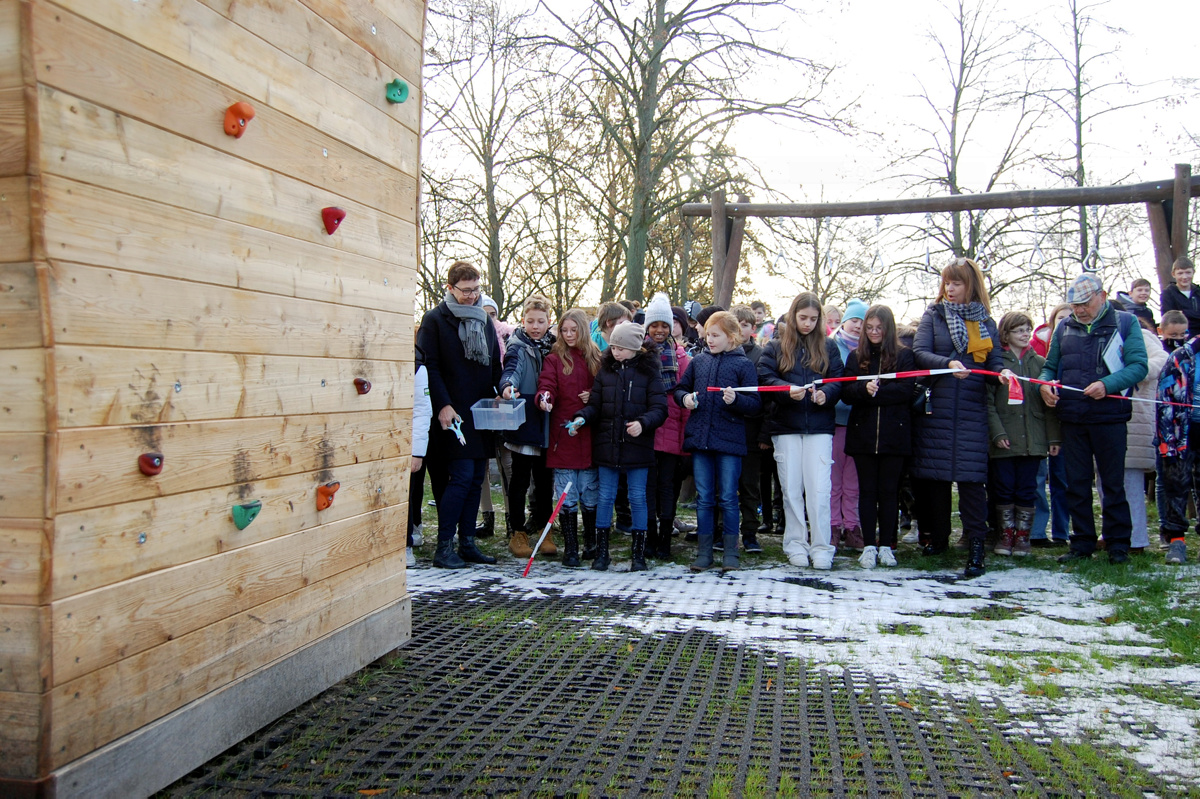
left=1039, top=273, right=1149, bottom=564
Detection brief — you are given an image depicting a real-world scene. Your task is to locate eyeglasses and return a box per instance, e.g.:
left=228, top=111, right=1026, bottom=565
left=452, top=285, right=481, bottom=298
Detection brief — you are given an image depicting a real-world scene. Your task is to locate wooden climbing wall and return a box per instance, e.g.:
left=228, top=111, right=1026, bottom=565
left=0, top=0, right=422, bottom=794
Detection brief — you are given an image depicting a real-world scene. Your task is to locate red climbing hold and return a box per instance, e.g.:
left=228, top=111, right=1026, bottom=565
left=138, top=453, right=164, bottom=476
left=224, top=102, right=255, bottom=138
left=322, top=207, right=346, bottom=235
left=354, top=377, right=372, bottom=395
left=316, top=481, right=341, bottom=511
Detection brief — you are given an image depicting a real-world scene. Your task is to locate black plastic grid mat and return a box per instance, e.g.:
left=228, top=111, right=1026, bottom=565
left=159, top=580, right=1176, bottom=797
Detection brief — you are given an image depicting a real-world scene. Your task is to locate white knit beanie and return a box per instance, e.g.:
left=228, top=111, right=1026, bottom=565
left=643, top=292, right=672, bottom=328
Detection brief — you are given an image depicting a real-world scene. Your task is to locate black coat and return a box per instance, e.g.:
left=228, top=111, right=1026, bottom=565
left=673, top=348, right=761, bottom=456
left=1161, top=283, right=1200, bottom=337
left=910, top=304, right=1002, bottom=483
left=577, top=349, right=668, bottom=469
left=841, top=346, right=917, bottom=457
left=757, top=338, right=844, bottom=437
left=417, top=301, right=503, bottom=461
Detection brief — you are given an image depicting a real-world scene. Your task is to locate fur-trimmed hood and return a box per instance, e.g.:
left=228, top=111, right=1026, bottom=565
left=600, top=347, right=660, bottom=377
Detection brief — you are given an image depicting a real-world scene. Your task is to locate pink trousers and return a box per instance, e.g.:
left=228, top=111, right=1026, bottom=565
left=830, top=426, right=859, bottom=528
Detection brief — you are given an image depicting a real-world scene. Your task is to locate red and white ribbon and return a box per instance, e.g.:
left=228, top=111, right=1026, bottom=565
left=523, top=481, right=572, bottom=577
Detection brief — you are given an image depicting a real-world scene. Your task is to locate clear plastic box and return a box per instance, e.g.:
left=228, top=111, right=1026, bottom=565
left=469, top=398, right=526, bottom=431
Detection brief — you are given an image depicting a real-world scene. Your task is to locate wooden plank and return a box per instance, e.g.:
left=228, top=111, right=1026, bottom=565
left=0, top=348, right=45, bottom=432
left=51, top=503, right=407, bottom=684
left=1147, top=201, right=1175, bottom=290
left=38, top=88, right=417, bottom=265
left=0, top=263, right=41, bottom=349
left=50, top=553, right=405, bottom=766
left=1172, top=163, right=1192, bottom=261
left=55, top=407, right=410, bottom=512
left=296, top=0, right=424, bottom=87
left=53, top=0, right=418, bottom=174
left=0, top=689, right=41, bottom=779
left=41, top=176, right=415, bottom=316
left=55, top=345, right=413, bottom=428
left=46, top=261, right=413, bottom=361
left=50, top=596, right=410, bottom=799
left=195, top=0, right=421, bottom=136
left=334, top=0, right=425, bottom=53
left=52, top=453, right=410, bottom=598
left=0, top=176, right=30, bottom=262
left=0, top=603, right=46, bottom=692
left=0, top=86, right=26, bottom=178
left=0, top=520, right=44, bottom=605
left=30, top=7, right=418, bottom=218
left=0, top=433, right=43, bottom=519
left=0, top=0, right=21, bottom=91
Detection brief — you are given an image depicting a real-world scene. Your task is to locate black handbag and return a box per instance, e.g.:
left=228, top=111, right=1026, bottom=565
left=911, top=382, right=932, bottom=415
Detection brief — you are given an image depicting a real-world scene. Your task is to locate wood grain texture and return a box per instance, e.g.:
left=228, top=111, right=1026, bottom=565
left=31, top=7, right=418, bottom=217
left=38, top=87, right=416, bottom=264
left=0, top=176, right=31, bottom=262
left=53, top=0, right=418, bottom=174
left=55, top=407, right=410, bottom=512
left=0, top=86, right=25, bottom=178
left=0, top=603, right=47, bottom=692
left=55, top=345, right=413, bottom=428
left=0, top=433, right=44, bottom=519
left=46, top=261, right=413, bottom=361
left=0, top=689, right=41, bottom=778
left=0, top=0, right=20, bottom=91
left=51, top=503, right=407, bottom=684
left=195, top=0, right=420, bottom=135
left=41, top=176, right=415, bottom=316
left=0, top=263, right=41, bottom=349
left=0, top=347, right=45, bottom=432
left=52, top=455, right=410, bottom=599
left=50, top=553, right=405, bottom=766
left=0, top=520, right=44, bottom=605
left=362, top=0, right=425, bottom=44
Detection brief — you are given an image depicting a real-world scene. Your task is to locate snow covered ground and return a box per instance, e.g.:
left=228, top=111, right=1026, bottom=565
left=408, top=559, right=1200, bottom=785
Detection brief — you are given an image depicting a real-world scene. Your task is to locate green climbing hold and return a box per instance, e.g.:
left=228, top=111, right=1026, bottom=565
left=385, top=78, right=409, bottom=104
left=232, top=500, right=263, bottom=530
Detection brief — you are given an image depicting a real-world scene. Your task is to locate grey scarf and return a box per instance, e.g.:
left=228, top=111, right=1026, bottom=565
left=445, top=291, right=491, bottom=365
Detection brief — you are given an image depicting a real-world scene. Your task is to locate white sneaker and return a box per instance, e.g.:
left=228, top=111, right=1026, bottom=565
left=811, top=551, right=834, bottom=570
left=901, top=529, right=919, bottom=544
left=788, top=552, right=810, bottom=568
left=412, top=523, right=423, bottom=547
left=858, top=546, right=877, bottom=569
left=877, top=546, right=897, bottom=567
left=406, top=547, right=417, bottom=568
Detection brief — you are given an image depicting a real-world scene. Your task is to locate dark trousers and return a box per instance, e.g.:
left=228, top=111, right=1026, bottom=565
left=990, top=456, right=1041, bottom=507
left=647, top=452, right=681, bottom=523
left=428, top=457, right=487, bottom=543
left=1061, top=421, right=1130, bottom=554
left=913, top=479, right=987, bottom=546
left=739, top=448, right=762, bottom=530
left=1048, top=452, right=1070, bottom=541
left=508, top=450, right=552, bottom=533
left=1159, top=422, right=1200, bottom=541
left=759, top=444, right=783, bottom=523
left=407, top=459, right=426, bottom=547
left=855, top=454, right=904, bottom=548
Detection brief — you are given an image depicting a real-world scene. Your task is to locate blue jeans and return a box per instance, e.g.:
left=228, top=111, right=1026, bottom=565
left=597, top=466, right=648, bottom=529
left=693, top=451, right=742, bottom=541
left=1032, top=458, right=1050, bottom=539
left=1048, top=452, right=1070, bottom=541
left=554, top=467, right=599, bottom=511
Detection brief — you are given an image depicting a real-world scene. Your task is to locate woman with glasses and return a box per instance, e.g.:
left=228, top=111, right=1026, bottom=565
left=911, top=257, right=1010, bottom=578
left=416, top=261, right=503, bottom=569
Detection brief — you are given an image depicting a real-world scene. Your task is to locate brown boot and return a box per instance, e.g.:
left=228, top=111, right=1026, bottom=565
left=538, top=530, right=557, bottom=556
left=1013, top=506, right=1034, bottom=557
left=509, top=530, right=533, bottom=558
left=993, top=505, right=1015, bottom=556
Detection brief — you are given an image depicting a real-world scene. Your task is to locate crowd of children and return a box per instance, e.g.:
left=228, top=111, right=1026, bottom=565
left=412, top=256, right=1199, bottom=577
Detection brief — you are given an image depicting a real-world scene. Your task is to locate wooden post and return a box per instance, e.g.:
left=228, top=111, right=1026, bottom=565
left=679, top=214, right=691, bottom=303
left=1172, top=162, right=1192, bottom=261
left=710, top=189, right=726, bottom=306
left=716, top=194, right=748, bottom=307
left=1147, top=201, right=1175, bottom=290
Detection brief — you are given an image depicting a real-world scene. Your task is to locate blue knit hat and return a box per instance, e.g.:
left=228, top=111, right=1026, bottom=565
left=843, top=298, right=868, bottom=322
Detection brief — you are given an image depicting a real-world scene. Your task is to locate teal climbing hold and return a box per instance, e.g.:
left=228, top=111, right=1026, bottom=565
left=232, top=500, right=263, bottom=530
left=385, top=78, right=409, bottom=104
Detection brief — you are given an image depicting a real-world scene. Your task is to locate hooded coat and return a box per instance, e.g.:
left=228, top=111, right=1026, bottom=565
left=537, top=348, right=596, bottom=470
left=1125, top=327, right=1168, bottom=472
left=576, top=349, right=668, bottom=469
left=757, top=338, right=844, bottom=437
left=673, top=347, right=761, bottom=456
left=841, top=345, right=917, bottom=457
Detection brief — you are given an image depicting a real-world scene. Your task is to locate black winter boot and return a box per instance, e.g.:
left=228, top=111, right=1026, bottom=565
left=459, top=536, right=497, bottom=564
left=562, top=510, right=581, bottom=568
left=591, top=527, right=611, bottom=571
left=433, top=536, right=467, bottom=569
left=963, top=536, right=986, bottom=578
left=655, top=518, right=673, bottom=559
left=644, top=517, right=659, bottom=559
left=690, top=533, right=714, bottom=572
left=630, top=529, right=648, bottom=571
left=475, top=510, right=495, bottom=538
left=581, top=506, right=598, bottom=561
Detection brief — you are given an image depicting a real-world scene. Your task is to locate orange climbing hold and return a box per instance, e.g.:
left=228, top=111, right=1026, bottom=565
left=224, top=102, right=255, bottom=138
left=316, top=481, right=340, bottom=510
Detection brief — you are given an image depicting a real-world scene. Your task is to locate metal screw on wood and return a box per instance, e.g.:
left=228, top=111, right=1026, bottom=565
left=138, top=533, right=146, bottom=544
left=371, top=24, right=376, bottom=34
left=175, top=381, right=182, bottom=393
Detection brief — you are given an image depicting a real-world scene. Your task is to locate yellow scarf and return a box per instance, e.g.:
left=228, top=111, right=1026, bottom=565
left=966, top=321, right=990, bottom=363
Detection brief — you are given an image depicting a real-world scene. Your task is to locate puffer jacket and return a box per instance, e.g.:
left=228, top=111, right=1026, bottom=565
left=841, top=345, right=917, bottom=457
left=1125, top=327, right=1168, bottom=471
left=910, top=303, right=1003, bottom=483
left=1157, top=336, right=1200, bottom=458
left=537, top=348, right=596, bottom=470
left=499, top=327, right=555, bottom=448
left=674, top=348, right=761, bottom=456
left=653, top=339, right=691, bottom=456
left=757, top=338, right=844, bottom=436
left=576, top=349, right=668, bottom=469
left=986, top=346, right=1060, bottom=459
